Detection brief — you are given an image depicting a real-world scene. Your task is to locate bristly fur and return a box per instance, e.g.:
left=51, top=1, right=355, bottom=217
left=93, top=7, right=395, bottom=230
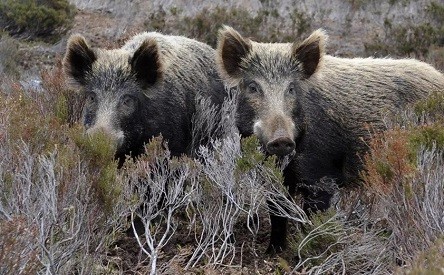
left=216, top=26, right=444, bottom=254
left=216, top=26, right=329, bottom=87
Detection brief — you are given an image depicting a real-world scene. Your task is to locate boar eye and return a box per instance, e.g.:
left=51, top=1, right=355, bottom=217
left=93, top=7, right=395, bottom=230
left=287, top=84, right=296, bottom=96
left=247, top=82, right=260, bottom=94
left=120, top=95, right=137, bottom=115
left=85, top=93, right=96, bottom=104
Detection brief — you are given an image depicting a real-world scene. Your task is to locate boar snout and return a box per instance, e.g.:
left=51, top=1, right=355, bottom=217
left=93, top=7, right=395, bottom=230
left=266, top=136, right=295, bottom=156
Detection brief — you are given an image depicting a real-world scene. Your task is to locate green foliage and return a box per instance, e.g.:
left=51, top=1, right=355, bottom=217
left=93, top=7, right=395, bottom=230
left=408, top=124, right=444, bottom=152
left=375, top=160, right=395, bottom=181
left=71, top=130, right=116, bottom=163
left=145, top=6, right=311, bottom=47
left=414, top=92, right=444, bottom=122
left=71, top=129, right=120, bottom=213
left=0, top=0, right=76, bottom=40
left=276, top=257, right=291, bottom=273
left=362, top=91, right=444, bottom=194
left=5, top=86, right=69, bottom=154
left=366, top=23, right=441, bottom=58
left=41, top=64, right=84, bottom=125
left=235, top=136, right=283, bottom=183
left=289, top=8, right=312, bottom=38
left=409, top=92, right=444, bottom=154
left=5, top=65, right=120, bottom=214
left=236, top=136, right=266, bottom=174
left=54, top=93, right=69, bottom=122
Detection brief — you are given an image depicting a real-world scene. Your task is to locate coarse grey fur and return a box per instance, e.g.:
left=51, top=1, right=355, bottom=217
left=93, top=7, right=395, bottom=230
left=216, top=25, right=444, bottom=253
left=63, top=32, right=226, bottom=162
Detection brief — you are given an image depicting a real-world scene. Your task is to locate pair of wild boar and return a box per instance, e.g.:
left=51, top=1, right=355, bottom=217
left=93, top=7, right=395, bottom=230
left=63, top=27, right=444, bottom=253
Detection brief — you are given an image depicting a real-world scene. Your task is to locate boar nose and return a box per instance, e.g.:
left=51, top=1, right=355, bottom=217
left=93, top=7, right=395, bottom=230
left=266, top=137, right=295, bottom=156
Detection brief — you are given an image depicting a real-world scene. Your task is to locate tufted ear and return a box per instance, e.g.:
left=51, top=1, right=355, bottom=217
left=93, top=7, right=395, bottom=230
left=130, top=38, right=163, bottom=87
left=292, top=29, right=327, bottom=78
left=216, top=26, right=252, bottom=83
left=63, top=34, right=96, bottom=85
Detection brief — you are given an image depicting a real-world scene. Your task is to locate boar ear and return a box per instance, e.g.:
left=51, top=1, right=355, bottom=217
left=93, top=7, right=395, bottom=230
left=63, top=34, right=97, bottom=85
left=131, top=38, right=163, bottom=87
left=216, top=26, right=252, bottom=83
left=292, top=29, right=327, bottom=78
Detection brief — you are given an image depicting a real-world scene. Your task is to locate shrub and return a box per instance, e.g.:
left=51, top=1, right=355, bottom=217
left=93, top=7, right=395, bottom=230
left=364, top=2, right=444, bottom=70
left=0, top=64, right=129, bottom=273
left=144, top=5, right=311, bottom=47
left=40, top=62, right=84, bottom=125
left=360, top=91, right=444, bottom=267
left=0, top=0, right=76, bottom=40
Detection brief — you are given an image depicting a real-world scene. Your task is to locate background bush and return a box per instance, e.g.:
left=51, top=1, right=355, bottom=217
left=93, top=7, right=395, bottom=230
left=0, top=0, right=76, bottom=40
left=144, top=5, right=312, bottom=47
left=365, top=1, right=444, bottom=67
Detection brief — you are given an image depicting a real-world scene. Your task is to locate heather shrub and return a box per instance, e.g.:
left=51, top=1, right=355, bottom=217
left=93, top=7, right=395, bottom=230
left=414, top=92, right=444, bottom=123
left=0, top=65, right=129, bottom=273
left=289, top=208, right=394, bottom=274
left=360, top=91, right=444, bottom=268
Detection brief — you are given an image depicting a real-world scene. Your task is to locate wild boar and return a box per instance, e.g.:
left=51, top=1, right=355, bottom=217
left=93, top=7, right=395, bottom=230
left=63, top=32, right=226, bottom=164
left=216, top=26, right=444, bottom=253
